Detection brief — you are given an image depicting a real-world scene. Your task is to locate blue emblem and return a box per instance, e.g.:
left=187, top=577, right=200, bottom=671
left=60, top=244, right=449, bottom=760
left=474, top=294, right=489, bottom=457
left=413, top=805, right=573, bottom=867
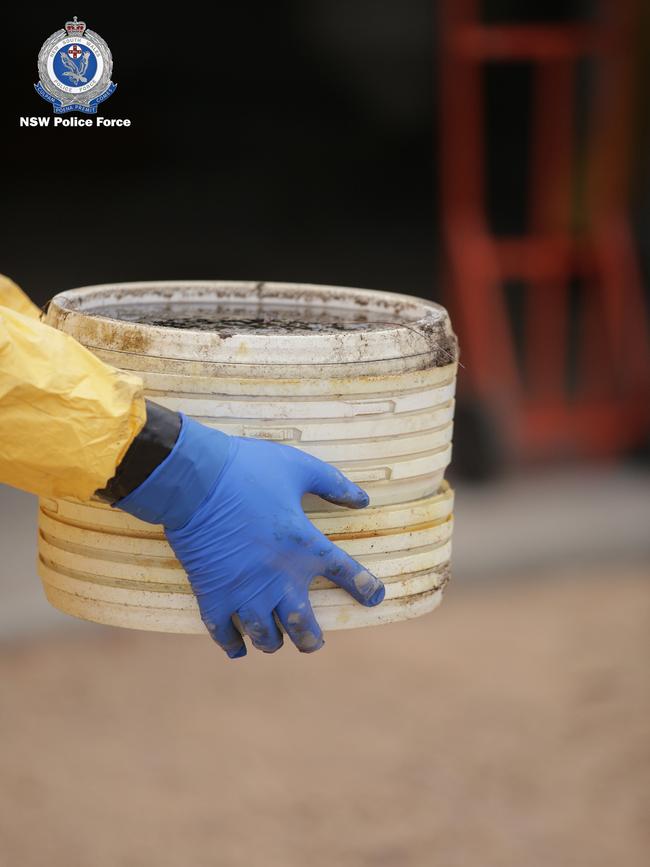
left=35, top=17, right=116, bottom=114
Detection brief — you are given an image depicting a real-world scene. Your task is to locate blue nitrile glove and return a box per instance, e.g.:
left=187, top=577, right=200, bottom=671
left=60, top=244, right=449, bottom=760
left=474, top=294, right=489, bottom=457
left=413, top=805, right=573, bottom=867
left=116, top=415, right=385, bottom=658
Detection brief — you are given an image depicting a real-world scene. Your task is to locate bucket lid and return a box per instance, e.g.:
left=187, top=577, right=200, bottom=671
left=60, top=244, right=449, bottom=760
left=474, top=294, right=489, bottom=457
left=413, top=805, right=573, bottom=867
left=45, top=281, right=457, bottom=367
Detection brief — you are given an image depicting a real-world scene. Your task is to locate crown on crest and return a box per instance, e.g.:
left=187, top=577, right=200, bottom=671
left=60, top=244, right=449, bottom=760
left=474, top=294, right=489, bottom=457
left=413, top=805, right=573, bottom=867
left=65, top=16, right=87, bottom=37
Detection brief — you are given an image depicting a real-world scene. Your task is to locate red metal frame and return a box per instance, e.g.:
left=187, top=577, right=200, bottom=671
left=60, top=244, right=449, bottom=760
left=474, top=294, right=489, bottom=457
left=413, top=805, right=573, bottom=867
left=440, top=0, right=650, bottom=460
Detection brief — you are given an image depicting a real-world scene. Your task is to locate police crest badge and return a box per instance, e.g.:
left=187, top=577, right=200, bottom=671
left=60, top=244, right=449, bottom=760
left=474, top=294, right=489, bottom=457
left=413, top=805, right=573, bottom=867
left=35, top=16, right=116, bottom=114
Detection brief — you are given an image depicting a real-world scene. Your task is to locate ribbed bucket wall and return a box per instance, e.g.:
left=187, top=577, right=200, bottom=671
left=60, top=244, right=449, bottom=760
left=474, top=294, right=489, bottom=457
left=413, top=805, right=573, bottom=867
left=38, top=281, right=458, bottom=633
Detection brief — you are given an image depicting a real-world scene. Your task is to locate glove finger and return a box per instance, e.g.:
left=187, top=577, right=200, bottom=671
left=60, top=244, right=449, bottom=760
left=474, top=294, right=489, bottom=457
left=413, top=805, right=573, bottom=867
left=318, top=540, right=385, bottom=607
left=238, top=605, right=284, bottom=654
left=202, top=612, right=247, bottom=659
left=301, top=453, right=369, bottom=509
left=275, top=591, right=324, bottom=654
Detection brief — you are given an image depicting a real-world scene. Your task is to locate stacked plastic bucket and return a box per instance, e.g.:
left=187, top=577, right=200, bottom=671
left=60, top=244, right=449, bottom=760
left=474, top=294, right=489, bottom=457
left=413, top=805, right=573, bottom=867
left=38, top=281, right=458, bottom=633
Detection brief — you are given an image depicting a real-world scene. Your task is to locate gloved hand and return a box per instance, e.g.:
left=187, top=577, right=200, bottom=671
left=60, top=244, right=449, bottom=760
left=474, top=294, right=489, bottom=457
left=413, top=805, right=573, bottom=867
left=116, top=415, right=385, bottom=657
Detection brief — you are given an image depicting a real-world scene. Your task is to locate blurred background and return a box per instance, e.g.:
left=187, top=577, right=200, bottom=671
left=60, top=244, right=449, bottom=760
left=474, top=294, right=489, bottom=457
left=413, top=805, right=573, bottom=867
left=0, top=2, right=648, bottom=865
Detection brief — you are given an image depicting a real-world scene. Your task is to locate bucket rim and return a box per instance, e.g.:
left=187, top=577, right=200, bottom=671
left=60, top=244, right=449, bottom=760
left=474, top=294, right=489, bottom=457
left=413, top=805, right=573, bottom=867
left=45, top=280, right=457, bottom=367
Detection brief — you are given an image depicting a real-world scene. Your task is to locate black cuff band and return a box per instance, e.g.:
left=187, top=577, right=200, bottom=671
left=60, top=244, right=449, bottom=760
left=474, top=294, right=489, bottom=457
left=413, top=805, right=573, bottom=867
left=95, top=400, right=182, bottom=504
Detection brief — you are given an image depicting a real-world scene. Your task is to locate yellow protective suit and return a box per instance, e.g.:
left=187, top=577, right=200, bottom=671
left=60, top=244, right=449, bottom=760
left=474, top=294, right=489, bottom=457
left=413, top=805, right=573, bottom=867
left=0, top=274, right=146, bottom=500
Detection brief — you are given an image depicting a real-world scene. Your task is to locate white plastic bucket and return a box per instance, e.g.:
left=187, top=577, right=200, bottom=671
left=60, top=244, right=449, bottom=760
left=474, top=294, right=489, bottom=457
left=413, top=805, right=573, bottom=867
left=39, top=281, right=458, bottom=633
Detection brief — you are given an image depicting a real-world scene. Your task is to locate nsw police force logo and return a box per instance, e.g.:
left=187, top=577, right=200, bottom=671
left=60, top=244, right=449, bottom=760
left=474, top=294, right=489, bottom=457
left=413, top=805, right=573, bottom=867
left=35, top=16, right=116, bottom=114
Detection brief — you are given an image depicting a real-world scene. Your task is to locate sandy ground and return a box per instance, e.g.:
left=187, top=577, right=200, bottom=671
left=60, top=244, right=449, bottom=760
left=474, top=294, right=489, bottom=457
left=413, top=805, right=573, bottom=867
left=0, top=567, right=648, bottom=867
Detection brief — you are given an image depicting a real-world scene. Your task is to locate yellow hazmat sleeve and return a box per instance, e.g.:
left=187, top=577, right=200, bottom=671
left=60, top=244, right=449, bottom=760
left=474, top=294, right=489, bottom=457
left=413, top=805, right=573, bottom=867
left=0, top=280, right=146, bottom=500
left=0, top=274, right=42, bottom=319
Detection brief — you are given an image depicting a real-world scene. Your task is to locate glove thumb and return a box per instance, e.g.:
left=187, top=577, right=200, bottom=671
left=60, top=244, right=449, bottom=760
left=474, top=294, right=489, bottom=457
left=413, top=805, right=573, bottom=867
left=304, top=454, right=369, bottom=509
